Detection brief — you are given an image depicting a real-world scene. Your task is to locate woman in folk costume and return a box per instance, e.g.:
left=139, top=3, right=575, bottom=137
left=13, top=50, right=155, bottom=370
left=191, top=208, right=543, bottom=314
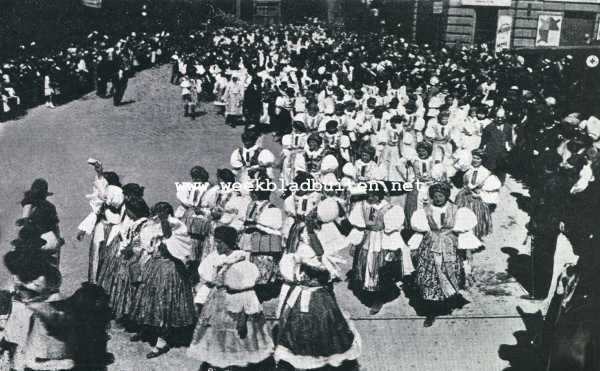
left=322, top=120, right=352, bottom=166
left=1, top=249, right=75, bottom=371
left=96, top=196, right=150, bottom=322
left=16, top=178, right=64, bottom=268
left=230, top=130, right=275, bottom=189
left=409, top=182, right=481, bottom=327
left=354, top=144, right=381, bottom=183
left=223, top=74, right=245, bottom=127
left=129, top=202, right=196, bottom=359
left=455, top=149, right=500, bottom=239
left=378, top=114, right=404, bottom=183
left=76, top=160, right=125, bottom=283
left=175, top=165, right=209, bottom=220
left=297, top=132, right=324, bottom=180
left=180, top=75, right=195, bottom=118
left=348, top=182, right=413, bottom=314
left=191, top=168, right=238, bottom=262
left=459, top=106, right=484, bottom=151
left=400, top=100, right=425, bottom=149
left=238, top=178, right=283, bottom=287
left=275, top=199, right=361, bottom=371
left=188, top=226, right=274, bottom=370
left=403, top=141, right=445, bottom=230
left=425, top=109, right=454, bottom=164
left=304, top=103, right=321, bottom=133
left=283, top=172, right=321, bottom=254
left=280, top=120, right=308, bottom=188
left=213, top=71, right=228, bottom=115
left=346, top=114, right=369, bottom=152
left=175, top=166, right=211, bottom=262
left=368, top=107, right=387, bottom=160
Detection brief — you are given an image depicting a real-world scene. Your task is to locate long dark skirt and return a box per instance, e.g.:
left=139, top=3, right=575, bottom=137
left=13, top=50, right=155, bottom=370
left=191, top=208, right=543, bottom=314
left=101, top=253, right=141, bottom=320
left=129, top=257, right=196, bottom=329
left=352, top=246, right=402, bottom=292
left=275, top=286, right=361, bottom=369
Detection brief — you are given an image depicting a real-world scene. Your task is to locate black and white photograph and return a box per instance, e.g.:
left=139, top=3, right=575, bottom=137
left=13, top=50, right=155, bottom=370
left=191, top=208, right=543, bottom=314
left=0, top=0, right=599, bottom=370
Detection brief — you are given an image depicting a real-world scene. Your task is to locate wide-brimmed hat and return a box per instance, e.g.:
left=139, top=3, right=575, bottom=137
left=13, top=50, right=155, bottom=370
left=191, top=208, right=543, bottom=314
left=28, top=178, right=53, bottom=198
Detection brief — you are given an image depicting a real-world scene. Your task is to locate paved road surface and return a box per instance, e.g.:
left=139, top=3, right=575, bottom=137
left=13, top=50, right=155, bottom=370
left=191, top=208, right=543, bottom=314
left=0, top=65, right=572, bottom=371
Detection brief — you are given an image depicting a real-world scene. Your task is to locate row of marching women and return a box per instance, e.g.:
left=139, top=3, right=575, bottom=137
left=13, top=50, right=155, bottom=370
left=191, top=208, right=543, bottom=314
left=67, top=155, right=361, bottom=370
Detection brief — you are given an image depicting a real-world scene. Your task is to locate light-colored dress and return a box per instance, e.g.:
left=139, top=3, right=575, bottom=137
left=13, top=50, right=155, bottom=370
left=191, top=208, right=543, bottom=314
left=378, top=123, right=403, bottom=181
left=188, top=253, right=274, bottom=368
left=280, top=132, right=307, bottom=188
left=223, top=80, right=245, bottom=117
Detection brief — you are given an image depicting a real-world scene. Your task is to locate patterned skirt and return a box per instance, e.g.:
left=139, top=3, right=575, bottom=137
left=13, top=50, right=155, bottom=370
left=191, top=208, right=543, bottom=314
left=414, top=234, right=464, bottom=302
left=91, top=223, right=116, bottom=283
left=275, top=287, right=361, bottom=369
left=96, top=236, right=122, bottom=292
left=101, top=253, right=141, bottom=320
left=129, top=257, right=196, bottom=329
left=455, top=190, right=492, bottom=239
left=352, top=247, right=402, bottom=292
left=188, top=289, right=274, bottom=368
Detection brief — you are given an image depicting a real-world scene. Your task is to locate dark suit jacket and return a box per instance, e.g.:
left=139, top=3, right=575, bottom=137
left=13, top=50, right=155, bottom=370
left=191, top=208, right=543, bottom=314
left=480, top=122, right=513, bottom=170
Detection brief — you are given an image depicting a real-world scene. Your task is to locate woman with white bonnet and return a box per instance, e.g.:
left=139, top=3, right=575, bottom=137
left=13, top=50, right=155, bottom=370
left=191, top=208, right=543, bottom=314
left=76, top=159, right=125, bottom=283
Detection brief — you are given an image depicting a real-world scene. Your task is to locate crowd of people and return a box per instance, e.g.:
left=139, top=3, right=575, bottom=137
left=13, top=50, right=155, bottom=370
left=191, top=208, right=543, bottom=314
left=0, top=27, right=173, bottom=120
left=1, top=18, right=600, bottom=371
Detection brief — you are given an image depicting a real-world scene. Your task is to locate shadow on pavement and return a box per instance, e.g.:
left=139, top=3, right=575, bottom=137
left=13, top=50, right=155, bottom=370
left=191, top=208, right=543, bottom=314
left=498, top=306, right=546, bottom=371
left=501, top=246, right=533, bottom=295
left=510, top=192, right=532, bottom=214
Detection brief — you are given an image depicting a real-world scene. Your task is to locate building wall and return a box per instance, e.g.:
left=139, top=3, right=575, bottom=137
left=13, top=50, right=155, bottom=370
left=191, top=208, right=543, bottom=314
left=439, top=0, right=600, bottom=48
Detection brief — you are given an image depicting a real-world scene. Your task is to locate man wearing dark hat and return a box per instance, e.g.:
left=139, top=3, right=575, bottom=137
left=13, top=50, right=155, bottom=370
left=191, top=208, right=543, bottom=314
left=480, top=108, right=512, bottom=183
left=18, top=178, right=63, bottom=267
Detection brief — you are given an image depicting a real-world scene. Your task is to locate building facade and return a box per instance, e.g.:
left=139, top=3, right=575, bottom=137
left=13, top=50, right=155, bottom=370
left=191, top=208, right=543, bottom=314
left=416, top=0, right=600, bottom=49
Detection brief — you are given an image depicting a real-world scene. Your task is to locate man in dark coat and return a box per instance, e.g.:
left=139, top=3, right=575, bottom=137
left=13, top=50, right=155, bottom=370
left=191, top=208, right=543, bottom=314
left=480, top=108, right=513, bottom=183
left=243, top=76, right=262, bottom=129
left=112, top=67, right=128, bottom=106
left=96, top=52, right=115, bottom=98
left=528, top=151, right=565, bottom=299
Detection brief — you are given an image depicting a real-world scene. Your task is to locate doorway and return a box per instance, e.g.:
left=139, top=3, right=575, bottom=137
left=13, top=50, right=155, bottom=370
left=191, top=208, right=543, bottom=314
left=474, top=8, right=499, bottom=48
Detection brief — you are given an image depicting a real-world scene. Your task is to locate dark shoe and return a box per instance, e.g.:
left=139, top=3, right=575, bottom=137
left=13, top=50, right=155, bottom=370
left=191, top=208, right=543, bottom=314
left=130, top=333, right=143, bottom=342
left=369, top=302, right=383, bottom=315
left=146, top=346, right=170, bottom=359
left=423, top=316, right=435, bottom=327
